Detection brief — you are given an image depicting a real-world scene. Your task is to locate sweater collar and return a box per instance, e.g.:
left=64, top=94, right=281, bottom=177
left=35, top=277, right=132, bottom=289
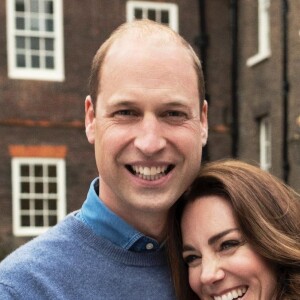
left=77, top=178, right=162, bottom=252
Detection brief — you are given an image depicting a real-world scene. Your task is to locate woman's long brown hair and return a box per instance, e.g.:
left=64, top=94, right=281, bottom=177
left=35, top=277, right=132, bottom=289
left=167, top=159, right=300, bottom=300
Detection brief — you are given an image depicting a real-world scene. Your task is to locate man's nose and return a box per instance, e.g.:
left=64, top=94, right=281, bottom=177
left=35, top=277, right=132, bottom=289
left=199, top=257, right=225, bottom=285
left=134, top=115, right=167, bottom=156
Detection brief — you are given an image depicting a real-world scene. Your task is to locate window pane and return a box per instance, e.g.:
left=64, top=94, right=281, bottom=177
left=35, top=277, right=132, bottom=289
left=16, top=17, right=25, bottom=30
left=161, top=10, right=169, bottom=24
left=45, top=38, right=54, bottom=51
left=16, top=36, right=26, bottom=49
left=35, top=182, right=43, bottom=193
left=20, top=165, right=30, bottom=176
left=30, top=37, right=40, bottom=50
left=17, top=54, right=26, bottom=67
left=16, top=0, right=25, bottom=12
left=45, top=19, right=54, bottom=32
left=30, top=17, right=39, bottom=30
left=31, top=55, right=40, bottom=68
left=34, top=165, right=43, bottom=176
left=21, top=215, right=30, bottom=226
left=48, top=165, right=56, bottom=177
left=30, top=0, right=39, bottom=13
left=48, top=215, right=57, bottom=226
left=21, top=199, right=30, bottom=210
left=45, top=56, right=54, bottom=69
left=148, top=9, right=156, bottom=21
left=134, top=8, right=143, bottom=19
left=21, top=182, right=30, bottom=193
left=48, top=182, right=57, bottom=194
left=35, top=215, right=44, bottom=227
left=48, top=199, right=57, bottom=210
left=44, top=1, right=53, bottom=14
left=34, top=199, right=43, bottom=210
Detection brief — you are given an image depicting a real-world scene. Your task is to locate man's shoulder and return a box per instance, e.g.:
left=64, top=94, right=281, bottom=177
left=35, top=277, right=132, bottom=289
left=0, top=214, right=89, bottom=298
left=0, top=214, right=79, bottom=273
left=0, top=213, right=176, bottom=299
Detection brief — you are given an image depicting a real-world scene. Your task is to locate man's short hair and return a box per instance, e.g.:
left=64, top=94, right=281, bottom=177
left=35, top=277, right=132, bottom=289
left=88, top=19, right=205, bottom=108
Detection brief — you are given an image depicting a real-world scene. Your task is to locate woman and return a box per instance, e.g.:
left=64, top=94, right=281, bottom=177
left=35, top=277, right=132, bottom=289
left=167, top=160, right=300, bottom=300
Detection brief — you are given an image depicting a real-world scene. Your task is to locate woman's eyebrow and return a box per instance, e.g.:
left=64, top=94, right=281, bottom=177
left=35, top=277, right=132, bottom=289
left=208, top=228, right=239, bottom=246
left=182, top=228, right=239, bottom=252
left=182, top=244, right=196, bottom=252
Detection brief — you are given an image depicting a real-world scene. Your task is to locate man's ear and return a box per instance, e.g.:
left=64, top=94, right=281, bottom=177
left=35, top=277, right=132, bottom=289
left=200, top=100, right=208, bottom=146
left=85, top=95, right=95, bottom=144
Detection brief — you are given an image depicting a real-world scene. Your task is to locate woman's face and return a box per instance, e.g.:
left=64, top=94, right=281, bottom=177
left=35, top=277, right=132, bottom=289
left=181, top=195, right=277, bottom=300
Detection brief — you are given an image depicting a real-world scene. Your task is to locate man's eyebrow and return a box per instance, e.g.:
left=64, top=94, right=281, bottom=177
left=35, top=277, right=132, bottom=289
left=108, top=99, right=137, bottom=106
left=208, top=228, right=239, bottom=246
left=162, top=101, right=194, bottom=111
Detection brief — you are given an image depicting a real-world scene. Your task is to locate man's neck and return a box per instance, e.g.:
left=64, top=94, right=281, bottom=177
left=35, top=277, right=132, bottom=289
left=130, top=212, right=168, bottom=243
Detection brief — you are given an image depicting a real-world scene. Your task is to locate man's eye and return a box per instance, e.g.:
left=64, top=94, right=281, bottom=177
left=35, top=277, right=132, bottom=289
left=166, top=111, right=186, bottom=117
left=114, top=110, right=136, bottom=116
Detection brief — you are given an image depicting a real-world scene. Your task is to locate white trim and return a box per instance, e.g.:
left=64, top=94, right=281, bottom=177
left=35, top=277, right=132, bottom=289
left=247, top=0, right=271, bottom=67
left=126, top=1, right=179, bottom=32
left=259, top=117, right=272, bottom=171
left=12, top=157, right=66, bottom=236
left=6, top=0, right=65, bottom=81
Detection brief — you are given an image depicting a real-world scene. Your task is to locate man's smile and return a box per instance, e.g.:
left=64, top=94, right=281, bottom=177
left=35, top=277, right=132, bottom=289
left=126, top=164, right=175, bottom=181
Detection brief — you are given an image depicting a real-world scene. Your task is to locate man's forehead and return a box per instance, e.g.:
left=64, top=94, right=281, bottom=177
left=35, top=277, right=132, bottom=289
left=105, top=31, right=183, bottom=60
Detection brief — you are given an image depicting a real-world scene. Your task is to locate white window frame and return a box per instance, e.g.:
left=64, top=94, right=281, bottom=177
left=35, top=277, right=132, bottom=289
left=247, top=0, right=271, bottom=67
left=259, top=117, right=272, bottom=171
left=6, top=0, right=65, bottom=81
left=126, top=1, right=179, bottom=32
left=12, top=157, right=66, bottom=236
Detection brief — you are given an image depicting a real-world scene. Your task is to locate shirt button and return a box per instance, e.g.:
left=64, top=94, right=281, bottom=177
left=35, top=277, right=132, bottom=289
left=146, top=243, right=154, bottom=250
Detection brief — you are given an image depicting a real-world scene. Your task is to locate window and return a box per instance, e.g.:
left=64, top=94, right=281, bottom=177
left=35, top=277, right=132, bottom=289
left=12, top=158, right=66, bottom=236
left=126, top=1, right=179, bottom=32
left=259, top=117, right=271, bottom=171
left=6, top=0, right=64, bottom=81
left=246, top=0, right=271, bottom=67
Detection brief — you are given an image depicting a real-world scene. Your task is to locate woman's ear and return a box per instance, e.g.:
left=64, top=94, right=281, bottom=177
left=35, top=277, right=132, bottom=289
left=85, top=95, right=96, bottom=144
left=200, top=100, right=208, bottom=146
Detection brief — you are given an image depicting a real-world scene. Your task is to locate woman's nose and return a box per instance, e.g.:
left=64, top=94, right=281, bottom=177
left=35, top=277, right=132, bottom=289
left=199, top=257, right=225, bottom=285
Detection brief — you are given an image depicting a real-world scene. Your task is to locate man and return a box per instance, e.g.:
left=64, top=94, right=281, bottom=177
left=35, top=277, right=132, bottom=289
left=0, top=20, right=208, bottom=299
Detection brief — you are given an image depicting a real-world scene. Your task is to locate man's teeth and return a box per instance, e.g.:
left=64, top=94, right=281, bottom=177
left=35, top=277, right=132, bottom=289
left=213, top=287, right=247, bottom=300
left=132, top=166, right=168, bottom=180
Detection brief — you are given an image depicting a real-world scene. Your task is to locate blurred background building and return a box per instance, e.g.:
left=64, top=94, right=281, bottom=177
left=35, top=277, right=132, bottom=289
left=0, top=0, right=299, bottom=259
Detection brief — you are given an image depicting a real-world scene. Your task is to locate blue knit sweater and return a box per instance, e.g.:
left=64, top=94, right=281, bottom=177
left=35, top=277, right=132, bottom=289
left=0, top=214, right=175, bottom=299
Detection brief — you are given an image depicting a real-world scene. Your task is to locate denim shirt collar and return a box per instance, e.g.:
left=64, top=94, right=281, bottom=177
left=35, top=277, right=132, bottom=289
left=77, top=178, right=161, bottom=252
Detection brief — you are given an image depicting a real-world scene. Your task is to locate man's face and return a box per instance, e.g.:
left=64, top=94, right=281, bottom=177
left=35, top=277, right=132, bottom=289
left=85, top=35, right=208, bottom=228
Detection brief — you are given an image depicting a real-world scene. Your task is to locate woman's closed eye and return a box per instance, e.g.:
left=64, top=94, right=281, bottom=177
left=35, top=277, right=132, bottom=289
left=182, top=253, right=202, bottom=266
left=220, top=239, right=245, bottom=252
